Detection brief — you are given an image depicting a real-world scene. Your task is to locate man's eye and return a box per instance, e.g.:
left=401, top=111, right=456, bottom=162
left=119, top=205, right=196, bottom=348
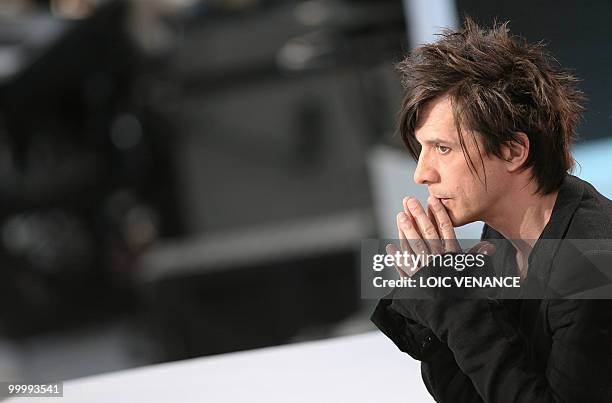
left=436, top=144, right=451, bottom=154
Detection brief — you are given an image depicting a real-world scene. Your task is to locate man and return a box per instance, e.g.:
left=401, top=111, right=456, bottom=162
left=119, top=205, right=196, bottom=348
left=371, top=19, right=612, bottom=402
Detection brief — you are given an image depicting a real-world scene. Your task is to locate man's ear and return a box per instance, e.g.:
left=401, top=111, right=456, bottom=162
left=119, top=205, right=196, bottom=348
left=502, top=132, right=529, bottom=172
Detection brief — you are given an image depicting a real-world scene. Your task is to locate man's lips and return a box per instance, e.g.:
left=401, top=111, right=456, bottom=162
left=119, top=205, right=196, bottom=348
left=432, top=196, right=452, bottom=206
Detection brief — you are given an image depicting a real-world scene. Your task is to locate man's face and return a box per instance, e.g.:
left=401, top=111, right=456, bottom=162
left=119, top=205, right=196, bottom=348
left=413, top=95, right=507, bottom=227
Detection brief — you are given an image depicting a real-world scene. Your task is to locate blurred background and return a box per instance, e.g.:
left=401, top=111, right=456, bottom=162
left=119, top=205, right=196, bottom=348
left=0, top=0, right=610, bottom=384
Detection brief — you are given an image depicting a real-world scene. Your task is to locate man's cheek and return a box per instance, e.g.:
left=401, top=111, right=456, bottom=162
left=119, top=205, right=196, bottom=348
left=448, top=211, right=461, bottom=227
left=446, top=202, right=469, bottom=227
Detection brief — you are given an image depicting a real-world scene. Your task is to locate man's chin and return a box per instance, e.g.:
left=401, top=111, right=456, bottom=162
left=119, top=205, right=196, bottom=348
left=448, top=211, right=476, bottom=228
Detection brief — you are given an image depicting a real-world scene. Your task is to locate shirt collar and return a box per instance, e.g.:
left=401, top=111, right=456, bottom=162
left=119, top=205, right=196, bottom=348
left=481, top=174, right=584, bottom=242
left=537, top=174, right=584, bottom=240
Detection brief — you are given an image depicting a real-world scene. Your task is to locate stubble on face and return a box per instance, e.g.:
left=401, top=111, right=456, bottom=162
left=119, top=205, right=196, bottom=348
left=414, top=96, right=506, bottom=228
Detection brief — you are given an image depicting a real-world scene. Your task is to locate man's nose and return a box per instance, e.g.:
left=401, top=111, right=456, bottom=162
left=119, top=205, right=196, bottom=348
left=413, top=153, right=438, bottom=185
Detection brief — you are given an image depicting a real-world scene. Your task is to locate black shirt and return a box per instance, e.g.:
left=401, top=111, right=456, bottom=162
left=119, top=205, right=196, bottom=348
left=371, top=175, right=612, bottom=402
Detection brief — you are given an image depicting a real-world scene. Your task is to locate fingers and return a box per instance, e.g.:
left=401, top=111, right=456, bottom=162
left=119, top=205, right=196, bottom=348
left=397, top=211, right=431, bottom=256
left=427, top=196, right=461, bottom=252
left=397, top=214, right=412, bottom=255
left=396, top=214, right=420, bottom=274
left=386, top=243, right=409, bottom=277
left=403, top=197, right=444, bottom=254
left=387, top=237, right=421, bottom=277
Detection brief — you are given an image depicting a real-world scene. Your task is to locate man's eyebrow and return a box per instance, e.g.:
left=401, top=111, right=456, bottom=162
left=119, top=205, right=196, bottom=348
left=414, top=136, right=456, bottom=145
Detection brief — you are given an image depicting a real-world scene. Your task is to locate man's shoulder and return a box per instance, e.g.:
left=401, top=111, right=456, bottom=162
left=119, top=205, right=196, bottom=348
left=565, top=176, right=612, bottom=239
left=479, top=175, right=612, bottom=241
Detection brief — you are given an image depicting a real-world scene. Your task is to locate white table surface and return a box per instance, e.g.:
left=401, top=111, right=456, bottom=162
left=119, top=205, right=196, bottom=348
left=7, top=331, right=432, bottom=403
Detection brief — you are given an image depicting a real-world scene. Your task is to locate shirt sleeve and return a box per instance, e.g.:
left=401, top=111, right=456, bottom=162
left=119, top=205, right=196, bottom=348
left=377, top=248, right=612, bottom=403
left=370, top=291, right=441, bottom=361
left=390, top=296, right=612, bottom=403
left=371, top=290, right=485, bottom=403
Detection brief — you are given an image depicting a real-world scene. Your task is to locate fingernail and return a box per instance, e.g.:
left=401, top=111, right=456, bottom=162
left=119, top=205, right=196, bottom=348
left=398, top=213, right=408, bottom=223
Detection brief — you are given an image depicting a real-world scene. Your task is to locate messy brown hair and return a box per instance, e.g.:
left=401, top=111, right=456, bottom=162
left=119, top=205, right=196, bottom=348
left=398, top=18, right=585, bottom=194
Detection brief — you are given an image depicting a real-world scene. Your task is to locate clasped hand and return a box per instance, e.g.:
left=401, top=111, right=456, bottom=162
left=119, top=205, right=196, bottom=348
left=387, top=196, right=493, bottom=277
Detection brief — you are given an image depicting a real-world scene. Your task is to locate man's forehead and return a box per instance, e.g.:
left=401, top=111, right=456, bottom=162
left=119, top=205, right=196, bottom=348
left=414, top=126, right=458, bottom=145
left=414, top=96, right=459, bottom=144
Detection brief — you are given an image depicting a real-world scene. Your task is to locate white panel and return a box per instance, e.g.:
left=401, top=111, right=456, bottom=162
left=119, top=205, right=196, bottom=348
left=6, top=332, right=433, bottom=403
left=402, top=0, right=458, bottom=48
